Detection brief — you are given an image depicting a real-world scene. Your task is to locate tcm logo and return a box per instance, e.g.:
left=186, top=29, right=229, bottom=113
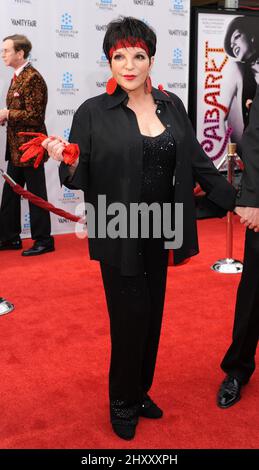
left=57, top=72, right=79, bottom=96
left=22, top=212, right=31, bottom=234
left=62, top=72, right=73, bottom=89
left=56, top=13, right=78, bottom=37
left=96, top=52, right=109, bottom=68
left=63, top=128, right=70, bottom=140
left=171, top=0, right=183, bottom=11
left=169, top=48, right=185, bottom=69
left=169, top=0, right=187, bottom=15
left=96, top=0, right=117, bottom=10
left=59, top=187, right=80, bottom=204
left=141, top=18, right=150, bottom=26
left=61, top=13, right=72, bottom=31
left=63, top=188, right=76, bottom=199
left=173, top=48, right=183, bottom=65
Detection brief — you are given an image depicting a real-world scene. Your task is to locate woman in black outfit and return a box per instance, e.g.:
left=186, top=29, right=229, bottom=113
left=42, top=17, right=237, bottom=440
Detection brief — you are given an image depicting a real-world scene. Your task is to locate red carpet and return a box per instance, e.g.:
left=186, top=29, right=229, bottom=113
left=0, top=217, right=258, bottom=449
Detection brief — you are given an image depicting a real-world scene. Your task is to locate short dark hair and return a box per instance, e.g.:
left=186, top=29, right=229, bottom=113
left=3, top=34, right=32, bottom=59
left=224, top=16, right=258, bottom=59
left=103, top=16, right=156, bottom=62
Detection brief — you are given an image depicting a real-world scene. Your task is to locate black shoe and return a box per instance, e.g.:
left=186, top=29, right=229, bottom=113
left=112, top=420, right=137, bottom=440
left=110, top=400, right=139, bottom=440
left=0, top=239, right=22, bottom=250
left=140, top=394, right=163, bottom=419
left=217, top=375, right=243, bottom=409
left=22, top=240, right=55, bottom=257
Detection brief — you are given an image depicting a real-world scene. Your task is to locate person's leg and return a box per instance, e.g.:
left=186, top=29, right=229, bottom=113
left=218, top=229, right=259, bottom=408
left=0, top=162, right=24, bottom=243
left=221, top=228, right=259, bottom=383
left=141, top=238, right=168, bottom=396
left=100, top=262, right=150, bottom=405
left=100, top=261, right=150, bottom=438
left=24, top=165, right=52, bottom=243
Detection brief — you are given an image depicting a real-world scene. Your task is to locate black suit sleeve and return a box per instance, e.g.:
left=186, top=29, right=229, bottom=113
left=172, top=93, right=237, bottom=212
left=236, top=85, right=259, bottom=207
left=59, top=104, right=91, bottom=192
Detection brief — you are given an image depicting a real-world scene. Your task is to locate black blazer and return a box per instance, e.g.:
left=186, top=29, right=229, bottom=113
left=60, top=87, right=236, bottom=275
left=236, top=84, right=259, bottom=207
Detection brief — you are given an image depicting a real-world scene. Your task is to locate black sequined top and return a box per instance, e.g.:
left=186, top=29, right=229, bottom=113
left=141, top=128, right=176, bottom=204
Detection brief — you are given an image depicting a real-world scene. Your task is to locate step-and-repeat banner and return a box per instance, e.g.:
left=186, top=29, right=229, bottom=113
left=0, top=0, right=190, bottom=238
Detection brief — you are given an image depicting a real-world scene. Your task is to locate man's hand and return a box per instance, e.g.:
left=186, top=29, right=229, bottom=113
left=235, top=206, right=259, bottom=232
left=234, top=206, right=246, bottom=218
left=0, top=108, right=9, bottom=123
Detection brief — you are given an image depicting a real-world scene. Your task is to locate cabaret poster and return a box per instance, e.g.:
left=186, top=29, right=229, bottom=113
left=195, top=11, right=258, bottom=166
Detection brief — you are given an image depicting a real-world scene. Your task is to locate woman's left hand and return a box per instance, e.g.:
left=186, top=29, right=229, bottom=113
left=42, top=135, right=68, bottom=162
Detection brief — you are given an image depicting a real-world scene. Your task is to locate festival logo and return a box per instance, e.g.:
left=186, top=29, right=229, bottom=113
left=141, top=18, right=149, bottom=26
left=96, top=0, right=117, bottom=11
left=169, top=48, right=186, bottom=70
left=173, top=48, right=183, bottom=65
left=22, top=212, right=31, bottom=235
left=96, top=52, right=109, bottom=68
left=63, top=128, right=70, bottom=140
left=59, top=187, right=80, bottom=205
left=57, top=72, right=79, bottom=96
left=169, top=0, right=188, bottom=15
left=56, top=13, right=78, bottom=38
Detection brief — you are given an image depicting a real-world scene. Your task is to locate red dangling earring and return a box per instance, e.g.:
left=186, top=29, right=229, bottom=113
left=158, top=84, right=170, bottom=97
left=106, top=77, right=117, bottom=95
left=145, top=76, right=152, bottom=94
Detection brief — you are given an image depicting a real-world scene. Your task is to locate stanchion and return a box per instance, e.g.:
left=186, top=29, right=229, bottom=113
left=211, top=143, right=243, bottom=274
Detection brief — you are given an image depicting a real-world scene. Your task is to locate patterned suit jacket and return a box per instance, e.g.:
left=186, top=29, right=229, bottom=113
left=5, top=63, right=48, bottom=167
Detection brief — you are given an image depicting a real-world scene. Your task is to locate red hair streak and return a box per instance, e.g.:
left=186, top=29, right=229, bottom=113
left=109, top=38, right=149, bottom=58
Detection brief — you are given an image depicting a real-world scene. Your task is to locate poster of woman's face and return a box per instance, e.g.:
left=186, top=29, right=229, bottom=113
left=195, top=12, right=259, bottom=167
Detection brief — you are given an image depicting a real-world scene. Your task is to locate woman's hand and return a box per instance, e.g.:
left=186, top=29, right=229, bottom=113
left=42, top=135, right=68, bottom=161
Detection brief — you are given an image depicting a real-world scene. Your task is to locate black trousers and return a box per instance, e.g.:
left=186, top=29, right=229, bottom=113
left=221, top=228, right=259, bottom=383
left=0, top=161, right=51, bottom=242
left=100, top=237, right=169, bottom=409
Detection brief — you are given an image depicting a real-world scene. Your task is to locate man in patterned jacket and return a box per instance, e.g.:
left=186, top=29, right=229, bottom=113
left=0, top=34, right=54, bottom=255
